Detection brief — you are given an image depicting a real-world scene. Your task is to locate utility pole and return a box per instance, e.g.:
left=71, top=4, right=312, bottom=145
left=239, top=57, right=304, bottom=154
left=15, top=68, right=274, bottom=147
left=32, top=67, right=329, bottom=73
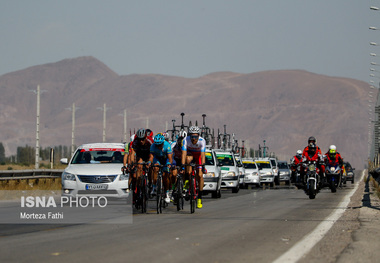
left=119, top=109, right=128, bottom=142
left=97, top=103, right=111, bottom=143
left=29, top=85, right=46, bottom=169
left=66, top=103, right=79, bottom=156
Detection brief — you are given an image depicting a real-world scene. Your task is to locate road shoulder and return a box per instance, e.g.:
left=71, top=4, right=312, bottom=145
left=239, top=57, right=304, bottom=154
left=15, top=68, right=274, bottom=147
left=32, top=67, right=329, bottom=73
left=298, top=171, right=380, bottom=263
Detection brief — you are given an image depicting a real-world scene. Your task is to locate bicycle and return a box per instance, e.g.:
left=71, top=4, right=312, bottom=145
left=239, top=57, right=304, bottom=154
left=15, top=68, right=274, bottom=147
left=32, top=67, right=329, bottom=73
left=153, top=164, right=167, bottom=214
left=174, top=166, right=184, bottom=211
left=182, top=163, right=200, bottom=213
left=132, top=162, right=150, bottom=213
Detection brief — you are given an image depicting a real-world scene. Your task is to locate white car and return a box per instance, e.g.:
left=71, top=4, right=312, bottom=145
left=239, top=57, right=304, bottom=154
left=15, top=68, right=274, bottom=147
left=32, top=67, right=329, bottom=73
left=234, top=154, right=246, bottom=187
left=203, top=149, right=222, bottom=198
left=255, top=158, right=275, bottom=187
left=215, top=150, right=240, bottom=193
left=242, top=158, right=260, bottom=188
left=61, top=143, right=129, bottom=198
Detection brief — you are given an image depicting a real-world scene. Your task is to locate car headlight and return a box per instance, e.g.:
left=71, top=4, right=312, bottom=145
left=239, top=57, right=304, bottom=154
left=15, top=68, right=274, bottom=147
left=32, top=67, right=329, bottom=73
left=62, top=172, right=76, bottom=181
left=204, top=172, right=215, bottom=178
left=253, top=172, right=258, bottom=176
left=227, top=172, right=236, bottom=177
left=119, top=173, right=129, bottom=181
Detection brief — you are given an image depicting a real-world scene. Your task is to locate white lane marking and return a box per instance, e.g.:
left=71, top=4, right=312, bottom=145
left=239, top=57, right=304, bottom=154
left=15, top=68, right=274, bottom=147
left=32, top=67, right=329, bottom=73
left=273, top=170, right=365, bottom=263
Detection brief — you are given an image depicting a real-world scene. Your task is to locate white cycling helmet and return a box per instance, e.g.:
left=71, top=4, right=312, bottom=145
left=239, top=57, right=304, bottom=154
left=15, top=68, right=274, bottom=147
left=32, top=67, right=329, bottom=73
left=296, top=150, right=302, bottom=155
left=189, top=126, right=200, bottom=134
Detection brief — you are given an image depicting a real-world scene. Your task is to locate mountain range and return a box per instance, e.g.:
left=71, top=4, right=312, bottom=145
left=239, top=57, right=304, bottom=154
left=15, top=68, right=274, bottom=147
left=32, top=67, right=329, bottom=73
left=0, top=56, right=373, bottom=168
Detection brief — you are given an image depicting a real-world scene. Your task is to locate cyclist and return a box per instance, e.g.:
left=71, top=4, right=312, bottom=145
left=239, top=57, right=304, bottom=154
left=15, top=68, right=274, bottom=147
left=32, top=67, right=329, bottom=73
left=128, top=128, right=153, bottom=197
left=181, top=126, right=206, bottom=209
left=149, top=133, right=173, bottom=203
left=171, top=130, right=187, bottom=202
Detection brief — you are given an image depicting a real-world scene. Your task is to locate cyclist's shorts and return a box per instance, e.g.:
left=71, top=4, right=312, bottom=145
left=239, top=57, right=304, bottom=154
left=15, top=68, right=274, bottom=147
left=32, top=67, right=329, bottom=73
left=153, top=157, right=170, bottom=173
left=136, top=154, right=150, bottom=163
left=173, top=158, right=182, bottom=167
left=187, top=152, right=202, bottom=165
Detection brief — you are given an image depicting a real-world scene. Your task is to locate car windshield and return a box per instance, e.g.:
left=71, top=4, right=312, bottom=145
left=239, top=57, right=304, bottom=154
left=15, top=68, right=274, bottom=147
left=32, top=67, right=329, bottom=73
left=216, top=154, right=234, bottom=166
left=243, top=162, right=257, bottom=169
left=71, top=148, right=124, bottom=164
left=256, top=162, right=271, bottom=169
left=205, top=152, right=215, bottom=165
left=278, top=163, right=288, bottom=169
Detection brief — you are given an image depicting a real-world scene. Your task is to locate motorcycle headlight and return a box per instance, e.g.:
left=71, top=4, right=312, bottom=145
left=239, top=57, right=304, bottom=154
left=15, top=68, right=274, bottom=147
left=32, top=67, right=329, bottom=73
left=330, top=167, right=335, bottom=172
left=62, top=172, right=76, bottom=181
left=309, top=164, right=316, bottom=171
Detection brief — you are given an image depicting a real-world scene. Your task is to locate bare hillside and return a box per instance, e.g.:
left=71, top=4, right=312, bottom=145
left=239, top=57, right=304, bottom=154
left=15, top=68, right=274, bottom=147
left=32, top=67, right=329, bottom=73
left=0, top=57, right=372, bottom=168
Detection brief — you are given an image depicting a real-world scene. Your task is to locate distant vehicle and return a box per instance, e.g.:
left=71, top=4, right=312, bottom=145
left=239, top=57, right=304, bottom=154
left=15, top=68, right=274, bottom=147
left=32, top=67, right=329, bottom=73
left=255, top=158, right=275, bottom=187
left=60, top=143, right=129, bottom=198
left=344, top=162, right=355, bottom=184
left=234, top=154, right=246, bottom=187
left=278, top=161, right=291, bottom=185
left=242, top=158, right=260, bottom=188
left=215, top=150, right=240, bottom=193
left=203, top=149, right=222, bottom=198
left=269, top=157, right=280, bottom=185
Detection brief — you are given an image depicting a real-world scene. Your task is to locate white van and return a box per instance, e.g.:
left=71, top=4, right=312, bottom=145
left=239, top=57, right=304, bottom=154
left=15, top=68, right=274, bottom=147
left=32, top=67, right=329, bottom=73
left=203, top=149, right=222, bottom=198
left=215, top=150, right=240, bottom=193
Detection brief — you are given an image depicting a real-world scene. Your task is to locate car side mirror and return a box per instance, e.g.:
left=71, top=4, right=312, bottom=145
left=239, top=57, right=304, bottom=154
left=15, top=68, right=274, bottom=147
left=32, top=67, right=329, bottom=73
left=352, top=168, right=355, bottom=170
left=60, top=158, right=68, bottom=164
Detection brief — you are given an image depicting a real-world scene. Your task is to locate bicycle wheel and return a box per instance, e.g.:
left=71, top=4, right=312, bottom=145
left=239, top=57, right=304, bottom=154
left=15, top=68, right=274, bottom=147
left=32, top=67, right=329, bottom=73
left=176, top=177, right=184, bottom=211
left=190, top=174, right=196, bottom=213
left=141, top=176, right=148, bottom=213
left=156, top=175, right=163, bottom=214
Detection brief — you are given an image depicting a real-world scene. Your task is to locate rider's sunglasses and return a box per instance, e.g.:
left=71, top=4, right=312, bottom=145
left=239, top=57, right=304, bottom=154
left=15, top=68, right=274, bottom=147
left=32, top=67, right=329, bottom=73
left=191, top=135, right=199, bottom=140
left=137, top=137, right=146, bottom=141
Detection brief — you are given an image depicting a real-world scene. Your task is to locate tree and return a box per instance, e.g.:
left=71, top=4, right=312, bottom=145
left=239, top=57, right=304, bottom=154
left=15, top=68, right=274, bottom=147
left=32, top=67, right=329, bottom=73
left=0, top=142, right=5, bottom=163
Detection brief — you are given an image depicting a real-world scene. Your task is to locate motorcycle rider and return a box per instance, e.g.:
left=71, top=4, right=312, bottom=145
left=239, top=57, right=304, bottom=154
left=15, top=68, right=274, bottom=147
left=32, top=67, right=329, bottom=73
left=290, top=150, right=302, bottom=183
left=324, top=145, right=344, bottom=187
left=300, top=142, right=325, bottom=187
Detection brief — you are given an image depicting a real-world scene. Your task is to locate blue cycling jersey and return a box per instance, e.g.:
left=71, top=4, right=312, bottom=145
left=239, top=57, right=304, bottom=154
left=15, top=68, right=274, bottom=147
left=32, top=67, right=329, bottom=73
left=150, top=141, right=172, bottom=159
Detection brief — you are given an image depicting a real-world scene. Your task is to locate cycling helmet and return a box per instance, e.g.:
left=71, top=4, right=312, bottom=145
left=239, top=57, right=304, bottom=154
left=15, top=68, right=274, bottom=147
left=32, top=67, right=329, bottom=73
left=154, top=133, right=165, bottom=145
left=296, top=150, right=302, bottom=157
left=163, top=132, right=170, bottom=140
left=136, top=128, right=146, bottom=139
left=189, top=126, right=200, bottom=134
left=146, top=129, right=153, bottom=137
left=179, top=130, right=187, bottom=138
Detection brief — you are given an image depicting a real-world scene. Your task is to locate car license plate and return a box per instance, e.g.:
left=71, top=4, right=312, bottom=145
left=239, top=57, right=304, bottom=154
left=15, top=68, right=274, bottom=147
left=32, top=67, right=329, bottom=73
left=86, top=184, right=108, bottom=190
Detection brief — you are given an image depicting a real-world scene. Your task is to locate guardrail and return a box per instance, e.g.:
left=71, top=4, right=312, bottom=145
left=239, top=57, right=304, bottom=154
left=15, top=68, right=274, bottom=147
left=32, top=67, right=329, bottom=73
left=0, top=169, right=64, bottom=180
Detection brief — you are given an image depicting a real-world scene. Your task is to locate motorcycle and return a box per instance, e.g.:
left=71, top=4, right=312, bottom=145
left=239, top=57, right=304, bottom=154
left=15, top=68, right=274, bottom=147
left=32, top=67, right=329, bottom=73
left=291, top=164, right=302, bottom=189
left=302, top=161, right=320, bottom=199
left=325, top=163, right=342, bottom=193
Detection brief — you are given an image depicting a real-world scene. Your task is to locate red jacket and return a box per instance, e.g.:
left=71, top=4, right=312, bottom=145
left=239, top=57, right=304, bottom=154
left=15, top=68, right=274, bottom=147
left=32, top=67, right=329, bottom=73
left=324, top=152, right=343, bottom=166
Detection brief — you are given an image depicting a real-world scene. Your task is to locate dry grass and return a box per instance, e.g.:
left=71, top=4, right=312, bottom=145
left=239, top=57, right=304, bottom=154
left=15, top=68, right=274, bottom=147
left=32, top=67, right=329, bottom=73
left=370, top=177, right=380, bottom=199
left=0, top=163, right=67, bottom=170
left=0, top=178, right=61, bottom=200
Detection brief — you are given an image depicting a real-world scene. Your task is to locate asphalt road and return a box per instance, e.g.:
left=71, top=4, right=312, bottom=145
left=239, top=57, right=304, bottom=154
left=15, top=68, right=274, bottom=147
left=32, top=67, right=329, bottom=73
left=0, top=178, right=358, bottom=263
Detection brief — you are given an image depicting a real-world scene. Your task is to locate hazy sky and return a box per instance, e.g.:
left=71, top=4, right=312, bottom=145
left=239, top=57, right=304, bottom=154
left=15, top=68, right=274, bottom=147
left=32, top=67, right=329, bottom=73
left=1, top=1, right=378, bottom=82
